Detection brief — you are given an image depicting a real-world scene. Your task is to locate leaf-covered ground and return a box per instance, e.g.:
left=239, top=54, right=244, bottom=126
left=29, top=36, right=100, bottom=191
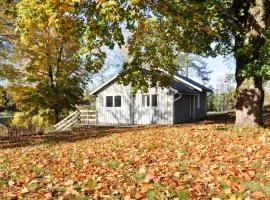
left=0, top=117, right=270, bottom=199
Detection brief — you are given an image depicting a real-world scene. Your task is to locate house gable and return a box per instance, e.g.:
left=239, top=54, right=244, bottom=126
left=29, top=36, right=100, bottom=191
left=91, top=72, right=212, bottom=96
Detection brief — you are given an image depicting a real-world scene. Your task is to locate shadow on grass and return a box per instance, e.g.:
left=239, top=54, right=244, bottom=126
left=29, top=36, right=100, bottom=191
left=0, top=126, right=151, bottom=149
left=203, top=112, right=235, bottom=125
left=203, top=107, right=270, bottom=128
left=1, top=108, right=269, bottom=150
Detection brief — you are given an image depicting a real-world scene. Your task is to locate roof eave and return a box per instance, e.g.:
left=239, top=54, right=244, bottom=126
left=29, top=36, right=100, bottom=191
left=173, top=75, right=203, bottom=92
left=90, top=75, right=118, bottom=95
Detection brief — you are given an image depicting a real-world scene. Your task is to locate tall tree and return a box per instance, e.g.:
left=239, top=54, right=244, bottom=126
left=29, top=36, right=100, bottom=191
left=175, top=54, right=212, bottom=84
left=116, top=0, right=270, bottom=126
left=0, top=1, right=16, bottom=78
left=1, top=0, right=88, bottom=123
left=2, top=0, right=270, bottom=126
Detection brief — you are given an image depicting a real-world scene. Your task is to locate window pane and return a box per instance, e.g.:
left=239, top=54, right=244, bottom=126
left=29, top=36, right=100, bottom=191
left=114, top=96, right=121, bottom=107
left=152, top=94, right=158, bottom=107
left=106, top=96, right=113, bottom=107
left=142, top=94, right=150, bottom=107
left=147, top=95, right=150, bottom=107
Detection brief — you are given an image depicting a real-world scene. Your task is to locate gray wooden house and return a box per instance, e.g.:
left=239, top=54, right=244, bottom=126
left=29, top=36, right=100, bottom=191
left=91, top=73, right=212, bottom=125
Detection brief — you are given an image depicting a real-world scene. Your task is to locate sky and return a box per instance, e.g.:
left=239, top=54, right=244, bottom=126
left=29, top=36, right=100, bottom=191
left=90, top=26, right=237, bottom=91
left=90, top=47, right=236, bottom=91
left=202, top=55, right=236, bottom=89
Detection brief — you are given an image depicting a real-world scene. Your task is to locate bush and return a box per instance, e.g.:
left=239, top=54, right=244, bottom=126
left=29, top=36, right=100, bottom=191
left=11, top=112, right=31, bottom=128
left=11, top=111, right=51, bottom=131
left=32, top=114, right=49, bottom=130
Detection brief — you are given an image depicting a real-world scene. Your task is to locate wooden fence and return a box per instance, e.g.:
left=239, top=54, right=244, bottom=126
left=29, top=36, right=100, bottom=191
left=54, top=109, right=96, bottom=132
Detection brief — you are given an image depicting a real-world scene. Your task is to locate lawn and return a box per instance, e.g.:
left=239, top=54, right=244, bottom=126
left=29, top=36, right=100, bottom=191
left=0, top=116, right=270, bottom=199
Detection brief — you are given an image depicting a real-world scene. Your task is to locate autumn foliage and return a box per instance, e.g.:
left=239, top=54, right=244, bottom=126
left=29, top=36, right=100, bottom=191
left=0, top=119, right=270, bottom=199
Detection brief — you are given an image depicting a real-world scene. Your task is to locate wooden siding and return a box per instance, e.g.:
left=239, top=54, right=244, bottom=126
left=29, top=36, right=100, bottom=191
left=134, top=88, right=174, bottom=125
left=95, top=81, right=207, bottom=125
left=174, top=95, right=193, bottom=123
left=96, top=82, right=174, bottom=125
left=193, top=92, right=207, bottom=120
left=173, top=93, right=207, bottom=123
left=96, top=82, right=133, bottom=124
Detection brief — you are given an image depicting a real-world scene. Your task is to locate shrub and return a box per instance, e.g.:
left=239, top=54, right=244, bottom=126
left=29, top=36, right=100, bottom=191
left=11, top=112, right=31, bottom=129
left=11, top=111, right=51, bottom=131
left=32, top=114, right=49, bottom=130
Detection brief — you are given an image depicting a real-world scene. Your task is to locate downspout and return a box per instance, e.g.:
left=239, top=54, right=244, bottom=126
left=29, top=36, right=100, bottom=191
left=169, top=87, right=183, bottom=102
left=174, top=93, right=182, bottom=101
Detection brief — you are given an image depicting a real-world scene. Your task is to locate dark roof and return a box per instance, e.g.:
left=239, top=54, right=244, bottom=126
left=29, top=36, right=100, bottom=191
left=175, top=73, right=212, bottom=92
left=171, top=79, right=198, bottom=95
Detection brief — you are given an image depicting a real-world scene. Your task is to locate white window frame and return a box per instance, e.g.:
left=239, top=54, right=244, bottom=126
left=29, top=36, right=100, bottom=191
left=142, top=94, right=158, bottom=107
left=142, top=94, right=150, bottom=107
left=105, top=95, right=122, bottom=108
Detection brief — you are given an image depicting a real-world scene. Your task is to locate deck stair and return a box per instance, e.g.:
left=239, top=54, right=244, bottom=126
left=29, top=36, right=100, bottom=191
left=54, top=109, right=96, bottom=132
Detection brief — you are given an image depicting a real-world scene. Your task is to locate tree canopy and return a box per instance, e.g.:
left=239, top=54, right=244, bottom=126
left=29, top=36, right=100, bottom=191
left=1, top=0, right=269, bottom=126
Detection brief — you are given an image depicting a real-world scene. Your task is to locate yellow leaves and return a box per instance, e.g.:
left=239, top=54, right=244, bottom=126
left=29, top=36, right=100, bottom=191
left=0, top=123, right=269, bottom=198
left=21, top=187, right=29, bottom=194
left=48, top=16, right=56, bottom=27
left=20, top=34, right=28, bottom=45
left=130, top=0, right=142, bottom=5
left=62, top=5, right=75, bottom=12
left=97, top=0, right=106, bottom=3
left=224, top=188, right=232, bottom=194
left=49, top=0, right=81, bottom=4
left=98, top=0, right=122, bottom=22
left=229, top=195, right=243, bottom=200
left=139, top=166, right=146, bottom=174
left=141, top=183, right=155, bottom=192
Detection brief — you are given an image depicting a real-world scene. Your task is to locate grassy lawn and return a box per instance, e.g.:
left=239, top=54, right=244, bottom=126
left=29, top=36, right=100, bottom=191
left=0, top=116, right=270, bottom=199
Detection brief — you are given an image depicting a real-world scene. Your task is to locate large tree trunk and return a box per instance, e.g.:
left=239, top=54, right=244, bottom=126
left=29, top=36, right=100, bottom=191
left=235, top=68, right=264, bottom=126
left=234, top=43, right=265, bottom=126
left=232, top=0, right=268, bottom=127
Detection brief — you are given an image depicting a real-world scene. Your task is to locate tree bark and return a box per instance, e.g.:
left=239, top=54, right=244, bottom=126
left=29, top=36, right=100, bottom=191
left=54, top=109, right=60, bottom=124
left=235, top=68, right=264, bottom=126
left=232, top=0, right=268, bottom=127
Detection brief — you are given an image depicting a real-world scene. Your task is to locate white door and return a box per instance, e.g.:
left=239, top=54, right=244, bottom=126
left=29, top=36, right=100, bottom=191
left=134, top=94, right=158, bottom=124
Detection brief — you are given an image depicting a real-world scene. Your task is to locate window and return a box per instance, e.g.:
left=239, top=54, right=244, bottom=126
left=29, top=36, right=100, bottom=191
left=114, top=96, right=121, bottom=107
left=151, top=94, right=158, bottom=107
left=142, top=94, right=158, bottom=107
left=197, top=95, right=200, bottom=109
left=106, top=96, right=113, bottom=107
left=106, top=96, right=121, bottom=107
left=142, top=94, right=150, bottom=107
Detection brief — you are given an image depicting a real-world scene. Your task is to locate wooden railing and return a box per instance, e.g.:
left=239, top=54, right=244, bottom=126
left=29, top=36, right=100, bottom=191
left=54, top=109, right=96, bottom=132
left=79, top=109, right=96, bottom=124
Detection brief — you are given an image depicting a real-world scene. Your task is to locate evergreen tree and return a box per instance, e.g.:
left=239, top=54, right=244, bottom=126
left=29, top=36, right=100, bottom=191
left=175, top=54, right=212, bottom=84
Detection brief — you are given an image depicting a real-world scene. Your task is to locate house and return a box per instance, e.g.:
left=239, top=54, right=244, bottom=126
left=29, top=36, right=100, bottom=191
left=90, top=73, right=212, bottom=125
